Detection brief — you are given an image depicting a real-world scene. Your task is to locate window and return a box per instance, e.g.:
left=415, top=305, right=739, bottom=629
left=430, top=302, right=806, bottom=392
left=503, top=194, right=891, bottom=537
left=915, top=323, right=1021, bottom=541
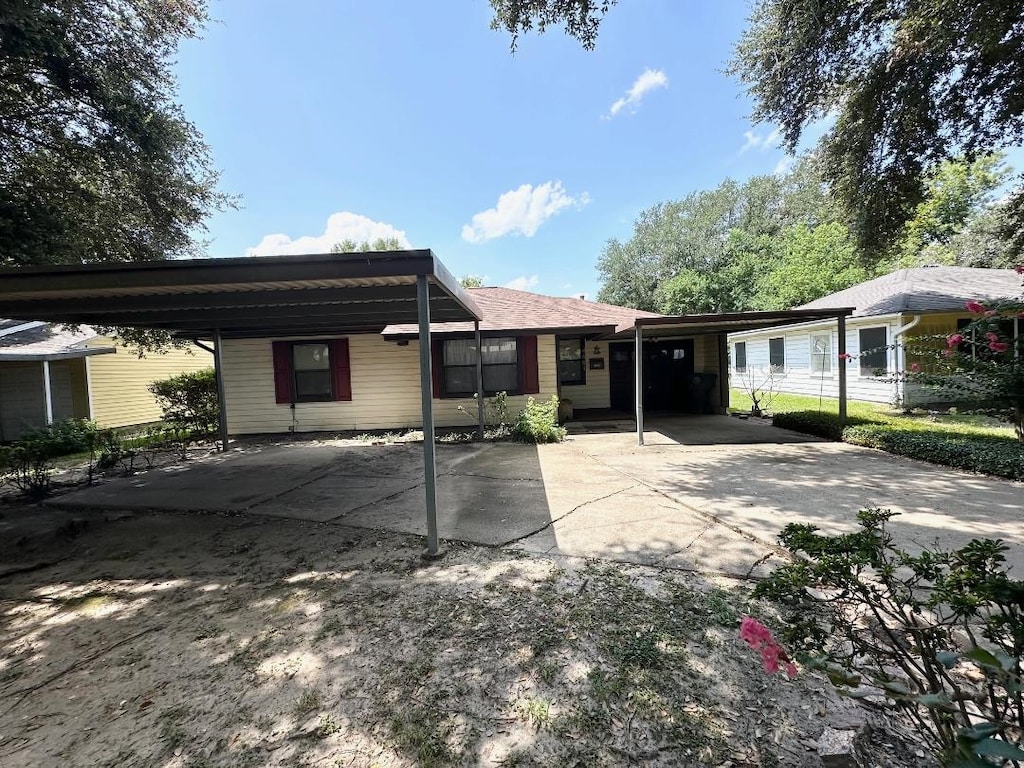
left=293, top=343, right=333, bottom=401
left=768, top=337, right=785, bottom=371
left=442, top=336, right=518, bottom=396
left=272, top=339, right=351, bottom=404
left=858, top=327, right=888, bottom=375
left=558, top=338, right=586, bottom=385
left=734, top=341, right=747, bottom=372
left=810, top=332, right=831, bottom=374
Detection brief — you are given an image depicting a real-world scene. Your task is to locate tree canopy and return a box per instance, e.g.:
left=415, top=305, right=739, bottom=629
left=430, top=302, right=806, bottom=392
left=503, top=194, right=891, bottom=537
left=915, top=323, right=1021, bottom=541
left=0, top=0, right=230, bottom=267
left=729, top=0, right=1024, bottom=257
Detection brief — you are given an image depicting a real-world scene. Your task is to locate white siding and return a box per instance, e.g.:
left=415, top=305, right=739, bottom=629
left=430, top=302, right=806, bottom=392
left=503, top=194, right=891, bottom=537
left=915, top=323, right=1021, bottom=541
left=730, top=319, right=901, bottom=405
left=222, top=333, right=559, bottom=434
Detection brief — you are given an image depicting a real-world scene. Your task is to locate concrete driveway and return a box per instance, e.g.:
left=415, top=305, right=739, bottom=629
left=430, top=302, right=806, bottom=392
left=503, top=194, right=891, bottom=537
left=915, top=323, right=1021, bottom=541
left=53, top=417, right=1024, bottom=577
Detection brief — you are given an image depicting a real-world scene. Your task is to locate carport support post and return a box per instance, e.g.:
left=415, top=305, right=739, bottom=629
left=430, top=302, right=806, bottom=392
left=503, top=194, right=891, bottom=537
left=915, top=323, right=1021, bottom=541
left=41, top=360, right=54, bottom=425
left=474, top=320, right=484, bottom=440
left=213, top=329, right=229, bottom=452
left=837, top=315, right=848, bottom=427
left=417, top=275, right=442, bottom=558
left=635, top=325, right=644, bottom=446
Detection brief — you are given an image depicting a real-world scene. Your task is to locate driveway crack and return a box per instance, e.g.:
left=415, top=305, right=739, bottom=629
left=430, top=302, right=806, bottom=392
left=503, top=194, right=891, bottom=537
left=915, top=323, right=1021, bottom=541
left=495, top=483, right=639, bottom=548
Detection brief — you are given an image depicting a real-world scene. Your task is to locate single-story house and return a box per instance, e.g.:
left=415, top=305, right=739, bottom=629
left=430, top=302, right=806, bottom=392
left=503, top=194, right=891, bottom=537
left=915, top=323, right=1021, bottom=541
left=0, top=320, right=212, bottom=441
left=728, top=266, right=1023, bottom=407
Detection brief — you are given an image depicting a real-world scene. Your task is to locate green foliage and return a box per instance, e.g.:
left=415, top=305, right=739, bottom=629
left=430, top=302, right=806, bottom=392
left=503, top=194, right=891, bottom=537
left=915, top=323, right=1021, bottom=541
left=772, top=410, right=1024, bottom=480
left=771, top=410, right=868, bottom=441
left=730, top=0, right=1024, bottom=259
left=17, top=418, right=100, bottom=457
left=758, top=222, right=870, bottom=309
left=0, top=0, right=232, bottom=268
left=459, top=275, right=485, bottom=288
left=757, top=509, right=1024, bottom=766
left=489, top=0, right=616, bottom=51
left=892, top=155, right=1010, bottom=267
left=329, top=237, right=406, bottom=253
left=598, top=159, right=837, bottom=311
left=512, top=396, right=566, bottom=444
left=148, top=367, right=219, bottom=435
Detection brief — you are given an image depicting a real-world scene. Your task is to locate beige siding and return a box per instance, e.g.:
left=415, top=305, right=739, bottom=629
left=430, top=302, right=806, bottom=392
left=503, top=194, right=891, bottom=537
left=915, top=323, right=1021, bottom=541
left=561, top=340, right=610, bottom=409
left=223, top=333, right=559, bottom=435
left=86, top=340, right=212, bottom=429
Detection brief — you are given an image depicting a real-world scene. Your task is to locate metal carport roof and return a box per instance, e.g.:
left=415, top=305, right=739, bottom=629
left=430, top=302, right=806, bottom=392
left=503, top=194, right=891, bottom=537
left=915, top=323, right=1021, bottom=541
left=0, top=250, right=482, bottom=558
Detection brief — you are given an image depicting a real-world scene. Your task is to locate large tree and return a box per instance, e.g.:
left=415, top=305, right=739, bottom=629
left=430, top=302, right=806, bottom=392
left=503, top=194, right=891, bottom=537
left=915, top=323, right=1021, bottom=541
left=490, top=1, right=1024, bottom=260
left=0, top=0, right=230, bottom=267
left=729, top=0, right=1024, bottom=258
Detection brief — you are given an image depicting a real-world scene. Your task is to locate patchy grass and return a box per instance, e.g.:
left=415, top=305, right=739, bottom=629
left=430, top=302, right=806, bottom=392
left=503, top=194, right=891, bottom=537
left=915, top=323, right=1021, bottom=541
left=730, top=388, right=1016, bottom=439
left=0, top=512, right=929, bottom=768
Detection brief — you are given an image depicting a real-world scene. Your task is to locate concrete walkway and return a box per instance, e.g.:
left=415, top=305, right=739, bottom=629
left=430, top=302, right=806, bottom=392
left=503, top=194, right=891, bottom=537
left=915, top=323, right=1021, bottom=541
left=542, top=416, right=1024, bottom=572
left=51, top=416, right=1023, bottom=578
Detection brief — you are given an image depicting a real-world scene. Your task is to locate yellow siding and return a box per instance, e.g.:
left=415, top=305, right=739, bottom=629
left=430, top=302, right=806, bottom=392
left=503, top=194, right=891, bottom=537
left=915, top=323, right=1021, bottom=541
left=222, top=334, right=559, bottom=434
left=904, top=312, right=966, bottom=373
left=86, top=340, right=212, bottom=429
left=68, top=358, right=90, bottom=419
left=561, top=340, right=610, bottom=409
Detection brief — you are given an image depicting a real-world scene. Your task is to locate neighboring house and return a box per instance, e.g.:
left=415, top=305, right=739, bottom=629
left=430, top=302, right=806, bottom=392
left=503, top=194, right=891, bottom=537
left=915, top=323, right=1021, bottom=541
left=728, top=267, right=1023, bottom=407
left=0, top=321, right=212, bottom=441
left=220, top=287, right=673, bottom=434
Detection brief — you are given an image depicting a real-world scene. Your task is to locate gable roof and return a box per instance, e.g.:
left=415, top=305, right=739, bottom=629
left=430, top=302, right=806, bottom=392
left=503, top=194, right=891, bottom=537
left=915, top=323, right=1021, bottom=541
left=382, top=287, right=662, bottom=338
left=0, top=321, right=112, bottom=361
left=798, top=267, right=1022, bottom=317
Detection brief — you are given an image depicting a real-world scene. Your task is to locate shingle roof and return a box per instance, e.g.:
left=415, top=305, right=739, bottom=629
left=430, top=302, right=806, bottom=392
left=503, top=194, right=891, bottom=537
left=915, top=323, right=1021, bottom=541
left=798, top=267, right=1023, bottom=317
left=383, top=287, right=662, bottom=337
left=0, top=321, right=103, bottom=359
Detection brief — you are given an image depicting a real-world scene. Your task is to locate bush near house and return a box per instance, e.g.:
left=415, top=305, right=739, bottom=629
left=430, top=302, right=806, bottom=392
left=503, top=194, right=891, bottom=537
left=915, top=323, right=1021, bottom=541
left=148, top=367, right=219, bottom=435
left=512, top=396, right=566, bottom=444
left=774, top=410, right=1024, bottom=481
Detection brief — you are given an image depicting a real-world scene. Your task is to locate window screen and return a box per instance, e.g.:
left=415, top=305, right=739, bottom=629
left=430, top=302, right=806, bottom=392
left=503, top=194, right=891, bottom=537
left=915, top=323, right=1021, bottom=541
left=810, top=333, right=831, bottom=374
left=734, top=342, right=747, bottom=372
left=293, top=343, right=332, bottom=401
left=858, top=327, right=888, bottom=375
left=768, top=337, right=785, bottom=371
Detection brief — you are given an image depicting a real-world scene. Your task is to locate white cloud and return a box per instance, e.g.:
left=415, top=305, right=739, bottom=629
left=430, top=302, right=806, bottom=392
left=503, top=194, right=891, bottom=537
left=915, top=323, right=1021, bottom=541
left=740, top=126, right=783, bottom=153
left=461, top=181, right=588, bottom=243
left=773, top=155, right=796, bottom=176
left=605, top=68, right=668, bottom=119
left=246, top=211, right=410, bottom=256
left=504, top=275, right=539, bottom=291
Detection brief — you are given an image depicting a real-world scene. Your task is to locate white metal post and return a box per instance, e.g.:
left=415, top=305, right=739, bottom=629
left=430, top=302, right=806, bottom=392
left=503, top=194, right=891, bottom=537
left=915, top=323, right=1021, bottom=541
left=41, top=360, right=54, bottom=425
left=417, top=275, right=442, bottom=558
left=635, top=325, right=644, bottom=446
left=838, top=315, right=848, bottom=426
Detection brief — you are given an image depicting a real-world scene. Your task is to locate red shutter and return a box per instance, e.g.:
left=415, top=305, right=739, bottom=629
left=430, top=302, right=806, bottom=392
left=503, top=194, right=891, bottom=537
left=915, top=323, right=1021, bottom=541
left=331, top=338, right=352, bottom=401
left=272, top=341, right=294, bottom=404
left=519, top=335, right=539, bottom=394
left=431, top=339, right=443, bottom=398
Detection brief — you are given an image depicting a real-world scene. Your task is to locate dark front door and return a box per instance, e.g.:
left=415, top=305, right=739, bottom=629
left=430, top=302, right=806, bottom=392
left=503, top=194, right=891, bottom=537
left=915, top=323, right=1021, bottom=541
left=609, top=340, right=695, bottom=412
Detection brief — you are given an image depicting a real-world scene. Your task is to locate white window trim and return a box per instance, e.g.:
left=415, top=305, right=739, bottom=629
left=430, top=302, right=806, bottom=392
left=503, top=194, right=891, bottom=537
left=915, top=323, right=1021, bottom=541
left=809, top=331, right=832, bottom=377
left=857, top=326, right=889, bottom=379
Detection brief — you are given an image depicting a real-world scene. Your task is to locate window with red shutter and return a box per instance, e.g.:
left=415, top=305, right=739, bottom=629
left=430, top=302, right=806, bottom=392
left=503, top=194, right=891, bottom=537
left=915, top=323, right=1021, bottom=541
left=272, top=339, right=351, bottom=403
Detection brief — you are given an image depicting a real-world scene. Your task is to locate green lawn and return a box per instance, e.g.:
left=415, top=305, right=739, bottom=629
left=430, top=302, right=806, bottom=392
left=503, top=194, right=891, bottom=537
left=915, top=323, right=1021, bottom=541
left=728, top=388, right=1017, bottom=440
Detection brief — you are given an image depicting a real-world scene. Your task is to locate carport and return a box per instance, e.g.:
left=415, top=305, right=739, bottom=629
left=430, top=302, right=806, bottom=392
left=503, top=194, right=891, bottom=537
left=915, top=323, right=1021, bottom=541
left=614, top=308, right=855, bottom=445
left=0, top=251, right=482, bottom=557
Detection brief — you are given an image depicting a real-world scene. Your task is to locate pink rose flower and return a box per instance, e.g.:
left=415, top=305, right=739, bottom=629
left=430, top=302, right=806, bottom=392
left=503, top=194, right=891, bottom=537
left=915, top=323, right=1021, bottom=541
left=986, top=331, right=1000, bottom=341
left=739, top=617, right=797, bottom=680
left=1015, top=265, right=1024, bottom=274
left=909, top=362, right=921, bottom=372
left=946, top=334, right=964, bottom=348
left=989, top=341, right=1010, bottom=353
left=965, top=300, right=986, bottom=313
left=837, top=353, right=852, bottom=360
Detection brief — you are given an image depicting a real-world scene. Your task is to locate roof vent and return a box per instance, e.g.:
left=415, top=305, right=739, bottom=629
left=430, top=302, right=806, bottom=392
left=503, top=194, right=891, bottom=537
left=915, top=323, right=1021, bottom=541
left=578, top=294, right=586, bottom=301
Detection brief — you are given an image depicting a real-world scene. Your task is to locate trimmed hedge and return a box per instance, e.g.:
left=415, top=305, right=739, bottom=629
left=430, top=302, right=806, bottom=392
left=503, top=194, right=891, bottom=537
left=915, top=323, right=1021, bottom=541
left=773, top=410, right=1024, bottom=482
left=772, top=411, right=870, bottom=441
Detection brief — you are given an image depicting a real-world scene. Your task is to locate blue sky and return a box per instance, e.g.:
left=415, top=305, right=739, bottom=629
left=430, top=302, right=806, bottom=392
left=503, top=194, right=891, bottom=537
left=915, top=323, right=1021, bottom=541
left=172, top=1, right=861, bottom=297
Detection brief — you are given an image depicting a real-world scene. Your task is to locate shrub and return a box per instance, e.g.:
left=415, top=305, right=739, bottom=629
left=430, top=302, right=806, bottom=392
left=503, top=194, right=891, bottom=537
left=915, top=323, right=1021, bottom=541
left=0, top=439, right=54, bottom=499
left=148, top=367, right=219, bottom=435
left=17, top=418, right=100, bottom=457
left=845, top=425, right=1024, bottom=482
left=771, top=410, right=870, bottom=440
left=512, top=396, right=566, bottom=444
left=756, top=509, right=1024, bottom=767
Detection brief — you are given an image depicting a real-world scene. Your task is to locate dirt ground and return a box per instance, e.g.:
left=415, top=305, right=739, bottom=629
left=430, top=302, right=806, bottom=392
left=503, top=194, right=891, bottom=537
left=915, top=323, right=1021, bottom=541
left=0, top=501, right=934, bottom=768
